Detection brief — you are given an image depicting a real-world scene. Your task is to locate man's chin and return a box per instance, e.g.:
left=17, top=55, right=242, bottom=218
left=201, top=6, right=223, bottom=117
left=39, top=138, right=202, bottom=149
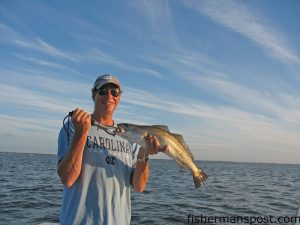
left=103, top=105, right=115, bottom=112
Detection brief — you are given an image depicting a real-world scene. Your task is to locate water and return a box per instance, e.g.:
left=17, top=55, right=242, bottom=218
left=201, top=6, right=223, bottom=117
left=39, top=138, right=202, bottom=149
left=1, top=152, right=299, bottom=225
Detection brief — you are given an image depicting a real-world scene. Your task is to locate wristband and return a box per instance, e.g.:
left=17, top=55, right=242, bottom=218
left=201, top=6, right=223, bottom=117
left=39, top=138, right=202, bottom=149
left=137, top=151, right=149, bottom=162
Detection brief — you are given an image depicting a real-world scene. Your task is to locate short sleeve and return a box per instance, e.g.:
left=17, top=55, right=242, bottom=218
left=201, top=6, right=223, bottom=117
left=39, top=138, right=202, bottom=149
left=57, top=122, right=75, bottom=162
left=131, top=143, right=140, bottom=167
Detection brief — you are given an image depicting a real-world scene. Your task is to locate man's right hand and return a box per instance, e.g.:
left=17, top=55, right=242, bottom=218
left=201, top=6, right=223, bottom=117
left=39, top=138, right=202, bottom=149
left=71, top=108, right=91, bottom=134
left=58, top=108, right=91, bottom=187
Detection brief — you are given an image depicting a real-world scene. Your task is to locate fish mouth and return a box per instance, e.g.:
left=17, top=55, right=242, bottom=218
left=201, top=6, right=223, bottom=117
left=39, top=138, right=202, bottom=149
left=116, top=124, right=126, bottom=134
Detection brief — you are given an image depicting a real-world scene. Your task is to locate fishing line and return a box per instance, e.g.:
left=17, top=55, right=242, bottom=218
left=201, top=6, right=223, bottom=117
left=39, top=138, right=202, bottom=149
left=63, top=111, right=73, bottom=145
left=63, top=111, right=119, bottom=145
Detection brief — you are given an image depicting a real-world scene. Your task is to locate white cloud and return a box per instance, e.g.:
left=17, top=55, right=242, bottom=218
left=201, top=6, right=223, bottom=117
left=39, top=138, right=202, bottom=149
left=120, top=85, right=300, bottom=163
left=182, top=0, right=300, bottom=64
left=0, top=114, right=59, bottom=154
left=35, top=38, right=80, bottom=61
left=1, top=1, right=299, bottom=162
left=0, top=83, right=91, bottom=114
left=0, top=68, right=90, bottom=95
left=184, top=76, right=300, bottom=126
left=0, top=23, right=19, bottom=42
left=86, top=48, right=162, bottom=78
left=122, top=86, right=294, bottom=130
left=13, top=53, right=78, bottom=73
left=129, top=0, right=173, bottom=31
left=13, top=38, right=80, bottom=61
left=124, top=0, right=178, bottom=45
left=0, top=114, right=59, bottom=134
left=0, top=24, right=80, bottom=61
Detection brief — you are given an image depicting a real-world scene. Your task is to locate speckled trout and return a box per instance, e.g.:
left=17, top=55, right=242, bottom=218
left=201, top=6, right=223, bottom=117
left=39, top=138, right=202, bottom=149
left=116, top=123, right=208, bottom=188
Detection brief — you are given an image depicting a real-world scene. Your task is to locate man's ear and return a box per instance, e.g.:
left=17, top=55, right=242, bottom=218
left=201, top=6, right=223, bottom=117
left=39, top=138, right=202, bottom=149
left=92, top=89, right=96, bottom=102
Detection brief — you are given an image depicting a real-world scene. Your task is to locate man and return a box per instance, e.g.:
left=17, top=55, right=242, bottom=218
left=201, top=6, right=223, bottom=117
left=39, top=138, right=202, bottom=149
left=57, top=74, right=166, bottom=225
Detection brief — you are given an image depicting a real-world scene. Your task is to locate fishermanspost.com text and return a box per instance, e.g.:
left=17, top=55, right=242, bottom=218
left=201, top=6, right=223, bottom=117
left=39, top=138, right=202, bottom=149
left=187, top=213, right=300, bottom=224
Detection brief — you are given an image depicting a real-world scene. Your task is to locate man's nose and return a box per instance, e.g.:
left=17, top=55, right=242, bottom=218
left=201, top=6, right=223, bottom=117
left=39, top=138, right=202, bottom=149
left=105, top=90, right=114, bottom=98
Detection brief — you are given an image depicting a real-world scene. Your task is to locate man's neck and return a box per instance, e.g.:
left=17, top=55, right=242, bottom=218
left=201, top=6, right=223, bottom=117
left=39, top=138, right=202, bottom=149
left=91, top=113, right=114, bottom=126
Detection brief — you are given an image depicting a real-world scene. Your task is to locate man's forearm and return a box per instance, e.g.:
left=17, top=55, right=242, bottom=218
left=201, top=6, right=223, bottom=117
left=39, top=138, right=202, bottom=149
left=131, top=160, right=149, bottom=192
left=57, top=131, right=88, bottom=187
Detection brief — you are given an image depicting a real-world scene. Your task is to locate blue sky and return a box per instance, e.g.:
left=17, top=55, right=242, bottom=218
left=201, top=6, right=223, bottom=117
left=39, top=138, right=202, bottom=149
left=0, top=0, right=299, bottom=163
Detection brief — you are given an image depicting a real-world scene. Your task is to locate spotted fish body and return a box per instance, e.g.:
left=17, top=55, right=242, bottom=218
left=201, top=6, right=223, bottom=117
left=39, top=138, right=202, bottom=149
left=116, top=123, right=208, bottom=188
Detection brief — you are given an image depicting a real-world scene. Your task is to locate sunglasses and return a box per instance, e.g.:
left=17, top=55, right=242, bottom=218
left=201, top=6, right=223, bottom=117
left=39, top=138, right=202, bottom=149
left=98, top=88, right=122, bottom=97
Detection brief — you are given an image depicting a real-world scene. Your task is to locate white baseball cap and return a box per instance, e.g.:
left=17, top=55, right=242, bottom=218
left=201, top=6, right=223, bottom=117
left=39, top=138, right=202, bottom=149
left=93, top=74, right=122, bottom=91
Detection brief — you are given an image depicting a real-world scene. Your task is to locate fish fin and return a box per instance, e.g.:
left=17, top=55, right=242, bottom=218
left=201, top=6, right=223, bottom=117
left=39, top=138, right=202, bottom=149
left=173, top=134, right=194, bottom=161
left=173, top=133, right=184, bottom=142
left=193, top=170, right=208, bottom=189
left=175, top=160, right=185, bottom=170
left=186, top=148, right=194, bottom=161
left=152, top=125, right=170, bottom=131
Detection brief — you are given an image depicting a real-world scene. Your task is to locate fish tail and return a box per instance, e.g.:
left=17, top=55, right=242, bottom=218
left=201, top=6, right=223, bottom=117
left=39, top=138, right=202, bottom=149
left=193, top=170, right=208, bottom=189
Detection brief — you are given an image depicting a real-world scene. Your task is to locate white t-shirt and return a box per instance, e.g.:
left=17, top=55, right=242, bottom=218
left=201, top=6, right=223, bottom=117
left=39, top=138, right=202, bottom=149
left=57, top=122, right=138, bottom=225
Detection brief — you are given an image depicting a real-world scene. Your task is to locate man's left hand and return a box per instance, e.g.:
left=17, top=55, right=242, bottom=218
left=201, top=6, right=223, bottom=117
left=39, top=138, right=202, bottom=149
left=144, top=134, right=168, bottom=155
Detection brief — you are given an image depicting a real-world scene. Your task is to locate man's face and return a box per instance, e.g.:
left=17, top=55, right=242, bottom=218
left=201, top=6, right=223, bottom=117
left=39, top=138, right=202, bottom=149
left=94, top=83, right=121, bottom=115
